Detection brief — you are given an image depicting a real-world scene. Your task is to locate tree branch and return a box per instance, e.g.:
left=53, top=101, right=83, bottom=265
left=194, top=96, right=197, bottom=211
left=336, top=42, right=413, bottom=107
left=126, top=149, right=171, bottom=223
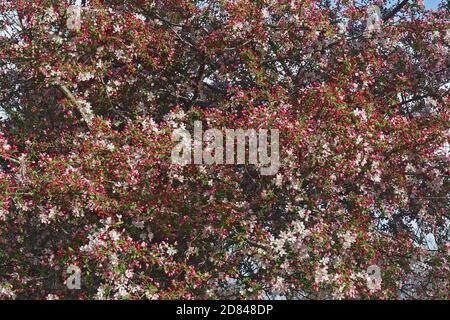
left=383, top=0, right=410, bottom=21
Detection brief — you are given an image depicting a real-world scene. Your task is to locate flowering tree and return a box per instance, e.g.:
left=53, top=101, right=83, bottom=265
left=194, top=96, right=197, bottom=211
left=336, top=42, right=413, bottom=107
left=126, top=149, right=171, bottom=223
left=0, top=0, right=449, bottom=299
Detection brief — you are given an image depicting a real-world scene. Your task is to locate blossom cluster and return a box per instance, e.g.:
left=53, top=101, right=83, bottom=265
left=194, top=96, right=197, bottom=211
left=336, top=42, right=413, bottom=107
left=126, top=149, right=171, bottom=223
left=0, top=0, right=448, bottom=299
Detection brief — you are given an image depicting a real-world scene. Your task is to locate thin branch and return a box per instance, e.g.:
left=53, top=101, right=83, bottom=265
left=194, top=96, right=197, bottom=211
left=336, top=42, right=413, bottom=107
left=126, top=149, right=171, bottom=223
left=383, top=0, right=410, bottom=21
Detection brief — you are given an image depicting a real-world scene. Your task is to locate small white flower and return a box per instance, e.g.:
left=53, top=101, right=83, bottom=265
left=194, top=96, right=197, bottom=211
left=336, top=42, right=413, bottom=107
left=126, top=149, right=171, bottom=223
left=167, top=246, right=177, bottom=256
left=274, top=174, right=283, bottom=187
left=109, top=253, right=119, bottom=266
left=353, top=108, right=367, bottom=121
left=341, top=231, right=357, bottom=249
left=76, top=100, right=94, bottom=125
left=3, top=143, right=11, bottom=151
left=109, top=230, right=120, bottom=242
left=117, top=286, right=128, bottom=298
left=44, top=7, right=58, bottom=23
left=371, top=173, right=381, bottom=183
left=132, top=220, right=145, bottom=229
left=337, top=22, right=347, bottom=34
left=96, top=60, right=104, bottom=69
left=48, top=207, right=58, bottom=220
left=0, top=283, right=16, bottom=299
left=95, top=286, right=106, bottom=299
left=0, top=209, right=7, bottom=221
left=314, top=266, right=329, bottom=284
left=133, top=13, right=146, bottom=22
left=125, top=269, right=133, bottom=279
left=77, top=72, right=95, bottom=82
left=233, top=22, right=244, bottom=31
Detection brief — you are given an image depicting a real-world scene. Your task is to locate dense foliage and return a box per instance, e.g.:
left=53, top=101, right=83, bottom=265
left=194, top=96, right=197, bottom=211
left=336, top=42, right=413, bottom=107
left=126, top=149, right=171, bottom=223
left=0, top=0, right=449, bottom=299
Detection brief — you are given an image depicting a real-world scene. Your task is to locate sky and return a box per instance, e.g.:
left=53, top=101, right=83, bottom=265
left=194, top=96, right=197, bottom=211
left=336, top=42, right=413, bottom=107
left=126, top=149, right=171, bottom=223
left=424, top=0, right=441, bottom=9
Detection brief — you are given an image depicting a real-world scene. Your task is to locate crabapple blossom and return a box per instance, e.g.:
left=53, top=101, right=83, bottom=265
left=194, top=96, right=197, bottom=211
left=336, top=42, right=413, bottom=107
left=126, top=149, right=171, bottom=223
left=0, top=0, right=448, bottom=300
